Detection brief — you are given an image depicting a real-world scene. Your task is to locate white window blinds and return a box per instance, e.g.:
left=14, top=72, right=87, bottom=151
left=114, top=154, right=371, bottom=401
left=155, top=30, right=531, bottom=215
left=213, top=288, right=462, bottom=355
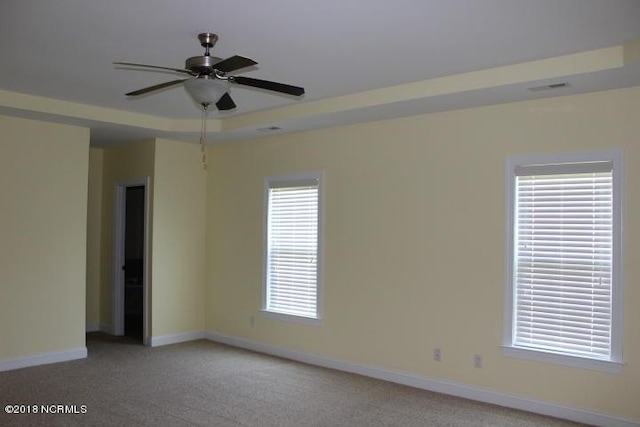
left=266, top=178, right=320, bottom=319
left=513, top=161, right=613, bottom=360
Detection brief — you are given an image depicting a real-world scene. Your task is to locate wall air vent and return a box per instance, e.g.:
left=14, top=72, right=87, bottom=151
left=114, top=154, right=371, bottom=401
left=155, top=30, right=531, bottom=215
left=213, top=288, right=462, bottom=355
left=528, top=82, right=571, bottom=92
left=257, top=126, right=282, bottom=132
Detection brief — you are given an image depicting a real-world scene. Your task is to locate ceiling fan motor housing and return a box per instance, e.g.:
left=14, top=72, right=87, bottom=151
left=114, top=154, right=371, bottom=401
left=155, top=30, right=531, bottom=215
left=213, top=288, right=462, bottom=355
left=187, top=33, right=222, bottom=75
left=185, top=56, right=223, bottom=75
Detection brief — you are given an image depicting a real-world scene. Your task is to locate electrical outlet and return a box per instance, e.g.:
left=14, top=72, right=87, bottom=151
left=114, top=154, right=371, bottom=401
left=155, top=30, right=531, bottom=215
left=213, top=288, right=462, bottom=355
left=474, top=354, right=483, bottom=368
left=433, top=348, right=441, bottom=362
left=250, top=316, right=255, bottom=327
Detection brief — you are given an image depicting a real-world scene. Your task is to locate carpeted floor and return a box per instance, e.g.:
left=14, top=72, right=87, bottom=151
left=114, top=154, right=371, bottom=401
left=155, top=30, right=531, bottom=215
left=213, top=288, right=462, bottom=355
left=0, top=333, right=589, bottom=427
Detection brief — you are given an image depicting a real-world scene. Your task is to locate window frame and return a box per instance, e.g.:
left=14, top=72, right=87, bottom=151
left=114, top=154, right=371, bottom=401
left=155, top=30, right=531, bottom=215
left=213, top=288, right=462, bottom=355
left=503, top=149, right=624, bottom=373
left=262, top=171, right=324, bottom=325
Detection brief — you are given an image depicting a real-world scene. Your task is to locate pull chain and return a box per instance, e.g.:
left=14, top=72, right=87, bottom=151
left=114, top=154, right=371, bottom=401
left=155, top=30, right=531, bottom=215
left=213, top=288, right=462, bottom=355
left=200, top=104, right=208, bottom=170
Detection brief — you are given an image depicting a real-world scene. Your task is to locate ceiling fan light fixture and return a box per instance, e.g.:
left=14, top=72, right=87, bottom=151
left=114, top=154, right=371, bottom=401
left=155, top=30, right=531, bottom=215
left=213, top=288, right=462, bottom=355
left=184, top=77, right=229, bottom=107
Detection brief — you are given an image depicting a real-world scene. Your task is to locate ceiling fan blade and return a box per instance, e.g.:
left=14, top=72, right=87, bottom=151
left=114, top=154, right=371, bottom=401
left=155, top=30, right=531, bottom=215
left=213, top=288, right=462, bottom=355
left=229, top=76, right=305, bottom=96
left=125, top=79, right=187, bottom=96
left=214, top=55, right=258, bottom=73
left=215, top=92, right=236, bottom=111
left=114, top=61, right=195, bottom=75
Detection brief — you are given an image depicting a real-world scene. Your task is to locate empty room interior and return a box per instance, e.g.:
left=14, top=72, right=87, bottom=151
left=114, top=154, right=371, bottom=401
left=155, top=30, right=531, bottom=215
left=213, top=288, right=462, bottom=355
left=1, top=1, right=640, bottom=425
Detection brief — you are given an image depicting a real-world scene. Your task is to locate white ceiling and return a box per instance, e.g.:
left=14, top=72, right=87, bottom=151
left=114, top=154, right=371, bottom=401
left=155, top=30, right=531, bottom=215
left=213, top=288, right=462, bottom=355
left=1, top=0, right=640, bottom=146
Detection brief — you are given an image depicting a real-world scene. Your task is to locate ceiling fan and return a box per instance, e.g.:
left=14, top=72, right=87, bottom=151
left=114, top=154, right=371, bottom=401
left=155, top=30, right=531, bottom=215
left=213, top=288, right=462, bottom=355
left=114, top=32, right=305, bottom=111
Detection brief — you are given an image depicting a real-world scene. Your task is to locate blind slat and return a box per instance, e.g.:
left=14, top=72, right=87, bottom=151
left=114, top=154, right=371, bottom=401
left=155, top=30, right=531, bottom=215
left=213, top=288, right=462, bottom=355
left=513, top=169, right=613, bottom=360
left=266, top=183, right=319, bottom=318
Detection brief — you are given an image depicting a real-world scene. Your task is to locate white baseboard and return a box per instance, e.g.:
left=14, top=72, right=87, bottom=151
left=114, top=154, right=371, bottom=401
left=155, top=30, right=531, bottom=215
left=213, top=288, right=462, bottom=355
left=0, top=347, right=87, bottom=372
left=205, top=331, right=639, bottom=427
left=150, top=331, right=206, bottom=347
left=87, top=323, right=113, bottom=334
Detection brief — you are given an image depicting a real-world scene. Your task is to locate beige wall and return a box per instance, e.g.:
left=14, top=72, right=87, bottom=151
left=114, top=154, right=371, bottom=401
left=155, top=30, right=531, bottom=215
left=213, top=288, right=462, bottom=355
left=205, top=86, right=640, bottom=420
left=0, top=116, right=89, bottom=359
left=100, top=140, right=155, bottom=331
left=86, top=148, right=103, bottom=329
left=95, top=138, right=206, bottom=339
left=151, top=138, right=207, bottom=337
left=2, top=85, right=637, bottom=419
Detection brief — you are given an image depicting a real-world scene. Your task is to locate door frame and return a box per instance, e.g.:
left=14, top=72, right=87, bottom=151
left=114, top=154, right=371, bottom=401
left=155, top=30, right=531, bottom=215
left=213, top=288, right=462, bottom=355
left=113, top=177, right=150, bottom=344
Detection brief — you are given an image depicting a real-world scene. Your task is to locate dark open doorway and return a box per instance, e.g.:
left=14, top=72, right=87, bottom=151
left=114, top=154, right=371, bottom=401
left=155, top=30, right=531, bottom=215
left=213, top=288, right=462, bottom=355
left=124, top=185, right=145, bottom=341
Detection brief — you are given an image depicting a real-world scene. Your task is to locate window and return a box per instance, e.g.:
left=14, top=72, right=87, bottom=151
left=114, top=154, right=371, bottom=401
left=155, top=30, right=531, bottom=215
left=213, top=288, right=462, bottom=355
left=263, top=172, right=323, bottom=323
left=504, top=150, right=623, bottom=372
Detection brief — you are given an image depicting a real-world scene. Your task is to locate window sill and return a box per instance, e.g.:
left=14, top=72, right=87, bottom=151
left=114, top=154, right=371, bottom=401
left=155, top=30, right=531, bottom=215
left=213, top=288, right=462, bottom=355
left=502, top=346, right=623, bottom=374
left=261, top=310, right=322, bottom=326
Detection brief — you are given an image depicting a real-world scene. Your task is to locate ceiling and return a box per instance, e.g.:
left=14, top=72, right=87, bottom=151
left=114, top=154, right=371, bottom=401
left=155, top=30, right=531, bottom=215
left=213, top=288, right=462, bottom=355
left=1, top=0, right=640, bottom=146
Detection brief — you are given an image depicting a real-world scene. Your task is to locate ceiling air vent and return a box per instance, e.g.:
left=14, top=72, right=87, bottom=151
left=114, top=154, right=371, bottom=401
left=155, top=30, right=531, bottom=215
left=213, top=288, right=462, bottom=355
left=257, top=126, right=282, bottom=132
left=528, top=82, right=571, bottom=92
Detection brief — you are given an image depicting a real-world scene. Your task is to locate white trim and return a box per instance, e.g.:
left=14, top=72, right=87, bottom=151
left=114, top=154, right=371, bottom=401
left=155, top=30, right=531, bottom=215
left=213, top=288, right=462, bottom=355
left=86, top=323, right=113, bottom=334
left=0, top=347, right=87, bottom=372
left=113, top=184, right=125, bottom=336
left=611, top=150, right=625, bottom=364
left=141, top=178, right=151, bottom=346
left=113, top=178, right=151, bottom=345
left=262, top=171, right=325, bottom=323
left=205, top=332, right=639, bottom=427
left=504, top=148, right=624, bottom=370
left=502, top=346, right=623, bottom=374
left=260, top=309, right=322, bottom=326
left=150, top=331, right=206, bottom=347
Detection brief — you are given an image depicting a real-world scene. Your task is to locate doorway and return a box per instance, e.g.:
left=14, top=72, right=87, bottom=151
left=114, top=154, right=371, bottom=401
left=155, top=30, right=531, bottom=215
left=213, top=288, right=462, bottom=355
left=113, top=179, right=149, bottom=344
left=124, top=186, right=144, bottom=341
